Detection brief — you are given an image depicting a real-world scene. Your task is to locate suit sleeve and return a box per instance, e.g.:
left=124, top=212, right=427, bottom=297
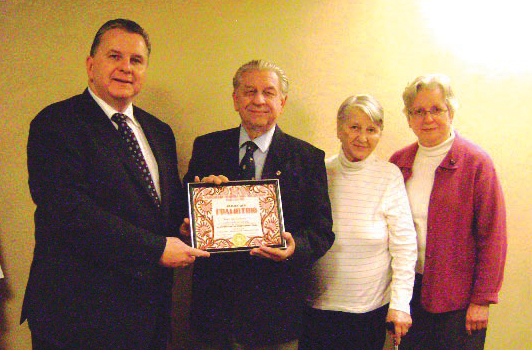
left=27, top=111, right=167, bottom=271
left=470, top=156, right=507, bottom=305
left=183, top=137, right=205, bottom=185
left=183, top=133, right=334, bottom=266
left=288, top=148, right=334, bottom=267
left=182, top=134, right=238, bottom=185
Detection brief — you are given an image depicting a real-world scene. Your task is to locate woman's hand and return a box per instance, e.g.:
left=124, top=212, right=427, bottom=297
left=386, top=309, right=412, bottom=345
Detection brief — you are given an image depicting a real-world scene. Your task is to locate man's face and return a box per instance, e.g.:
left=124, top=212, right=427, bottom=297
left=86, top=28, right=149, bottom=111
left=233, top=70, right=287, bottom=138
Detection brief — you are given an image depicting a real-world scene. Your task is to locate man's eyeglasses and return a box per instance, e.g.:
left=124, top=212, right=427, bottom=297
left=409, top=106, right=448, bottom=118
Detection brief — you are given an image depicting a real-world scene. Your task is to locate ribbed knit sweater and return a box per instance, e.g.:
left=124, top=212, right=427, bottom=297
left=312, top=151, right=417, bottom=314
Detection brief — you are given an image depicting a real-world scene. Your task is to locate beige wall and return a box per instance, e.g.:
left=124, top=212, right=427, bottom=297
left=1, top=1, right=530, bottom=349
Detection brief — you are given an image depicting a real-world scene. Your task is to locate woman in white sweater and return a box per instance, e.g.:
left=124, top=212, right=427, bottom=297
left=300, top=95, right=417, bottom=350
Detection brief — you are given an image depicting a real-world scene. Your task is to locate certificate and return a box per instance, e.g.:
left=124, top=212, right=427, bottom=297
left=187, top=179, right=286, bottom=252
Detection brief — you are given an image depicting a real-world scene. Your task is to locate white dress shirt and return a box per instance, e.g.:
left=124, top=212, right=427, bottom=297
left=238, top=125, right=276, bottom=180
left=88, top=88, right=160, bottom=198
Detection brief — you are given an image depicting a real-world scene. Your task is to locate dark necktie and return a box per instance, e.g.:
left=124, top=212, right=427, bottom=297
left=239, top=141, right=258, bottom=180
left=111, top=113, right=161, bottom=208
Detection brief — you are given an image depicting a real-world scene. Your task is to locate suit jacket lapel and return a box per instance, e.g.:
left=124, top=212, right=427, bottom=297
left=80, top=91, right=134, bottom=169
left=80, top=90, right=160, bottom=210
left=229, top=128, right=242, bottom=180
left=262, top=126, right=291, bottom=179
left=219, top=127, right=241, bottom=181
left=135, top=109, right=167, bottom=212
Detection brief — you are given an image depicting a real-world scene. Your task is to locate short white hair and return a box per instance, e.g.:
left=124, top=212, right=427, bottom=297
left=337, top=94, right=384, bottom=130
left=402, top=74, right=458, bottom=116
left=233, top=60, right=289, bottom=97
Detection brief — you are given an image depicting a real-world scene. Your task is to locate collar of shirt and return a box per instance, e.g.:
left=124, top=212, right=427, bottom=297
left=418, top=129, right=455, bottom=157
left=339, top=147, right=375, bottom=172
left=88, top=87, right=161, bottom=196
left=88, top=87, right=137, bottom=127
left=238, top=124, right=275, bottom=152
left=238, top=125, right=275, bottom=180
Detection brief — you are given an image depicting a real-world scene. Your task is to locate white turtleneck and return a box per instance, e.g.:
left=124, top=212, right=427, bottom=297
left=312, top=150, right=417, bottom=314
left=406, top=131, right=455, bottom=273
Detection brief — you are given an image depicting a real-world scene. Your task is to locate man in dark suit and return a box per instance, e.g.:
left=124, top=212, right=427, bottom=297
left=183, top=60, right=335, bottom=349
left=21, top=19, right=209, bottom=350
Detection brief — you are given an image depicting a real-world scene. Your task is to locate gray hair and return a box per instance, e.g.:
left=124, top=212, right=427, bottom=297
left=90, top=19, right=151, bottom=57
left=402, top=74, right=458, bottom=116
left=233, top=60, right=289, bottom=97
left=337, top=94, right=384, bottom=130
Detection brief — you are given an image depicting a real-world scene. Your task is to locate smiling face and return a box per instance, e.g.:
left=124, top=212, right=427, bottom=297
left=337, top=107, right=382, bottom=162
left=233, top=70, right=287, bottom=139
left=407, top=87, right=454, bottom=147
left=86, top=28, right=149, bottom=112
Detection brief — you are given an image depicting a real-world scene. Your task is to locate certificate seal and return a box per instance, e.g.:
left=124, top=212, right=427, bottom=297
left=232, top=233, right=247, bottom=247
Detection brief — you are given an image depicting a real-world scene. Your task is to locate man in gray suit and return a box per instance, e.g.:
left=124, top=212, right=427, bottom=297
left=21, top=19, right=209, bottom=349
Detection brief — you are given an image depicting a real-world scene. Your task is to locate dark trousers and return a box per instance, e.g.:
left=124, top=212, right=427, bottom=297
left=31, top=328, right=168, bottom=350
left=400, top=274, right=486, bottom=350
left=32, top=333, right=66, bottom=350
left=299, top=304, right=389, bottom=350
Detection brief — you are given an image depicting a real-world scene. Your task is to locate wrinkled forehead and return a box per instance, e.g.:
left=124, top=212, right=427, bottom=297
left=95, top=29, right=149, bottom=56
left=339, top=105, right=383, bottom=128
left=237, top=69, right=281, bottom=90
left=410, top=86, right=446, bottom=107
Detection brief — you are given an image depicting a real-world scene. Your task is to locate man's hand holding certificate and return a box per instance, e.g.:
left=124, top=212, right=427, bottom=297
left=250, top=231, right=295, bottom=261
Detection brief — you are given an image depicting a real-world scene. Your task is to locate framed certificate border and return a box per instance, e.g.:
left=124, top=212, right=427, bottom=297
left=187, top=179, right=286, bottom=253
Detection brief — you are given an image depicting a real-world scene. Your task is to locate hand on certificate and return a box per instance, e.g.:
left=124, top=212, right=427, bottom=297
left=195, top=175, right=229, bottom=185
left=250, top=232, right=295, bottom=262
left=385, top=309, right=412, bottom=346
left=159, top=236, right=210, bottom=268
left=183, top=175, right=229, bottom=243
left=180, top=218, right=192, bottom=242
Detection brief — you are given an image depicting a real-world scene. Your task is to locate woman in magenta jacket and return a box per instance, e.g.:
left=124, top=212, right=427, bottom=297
left=389, top=74, right=507, bottom=350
